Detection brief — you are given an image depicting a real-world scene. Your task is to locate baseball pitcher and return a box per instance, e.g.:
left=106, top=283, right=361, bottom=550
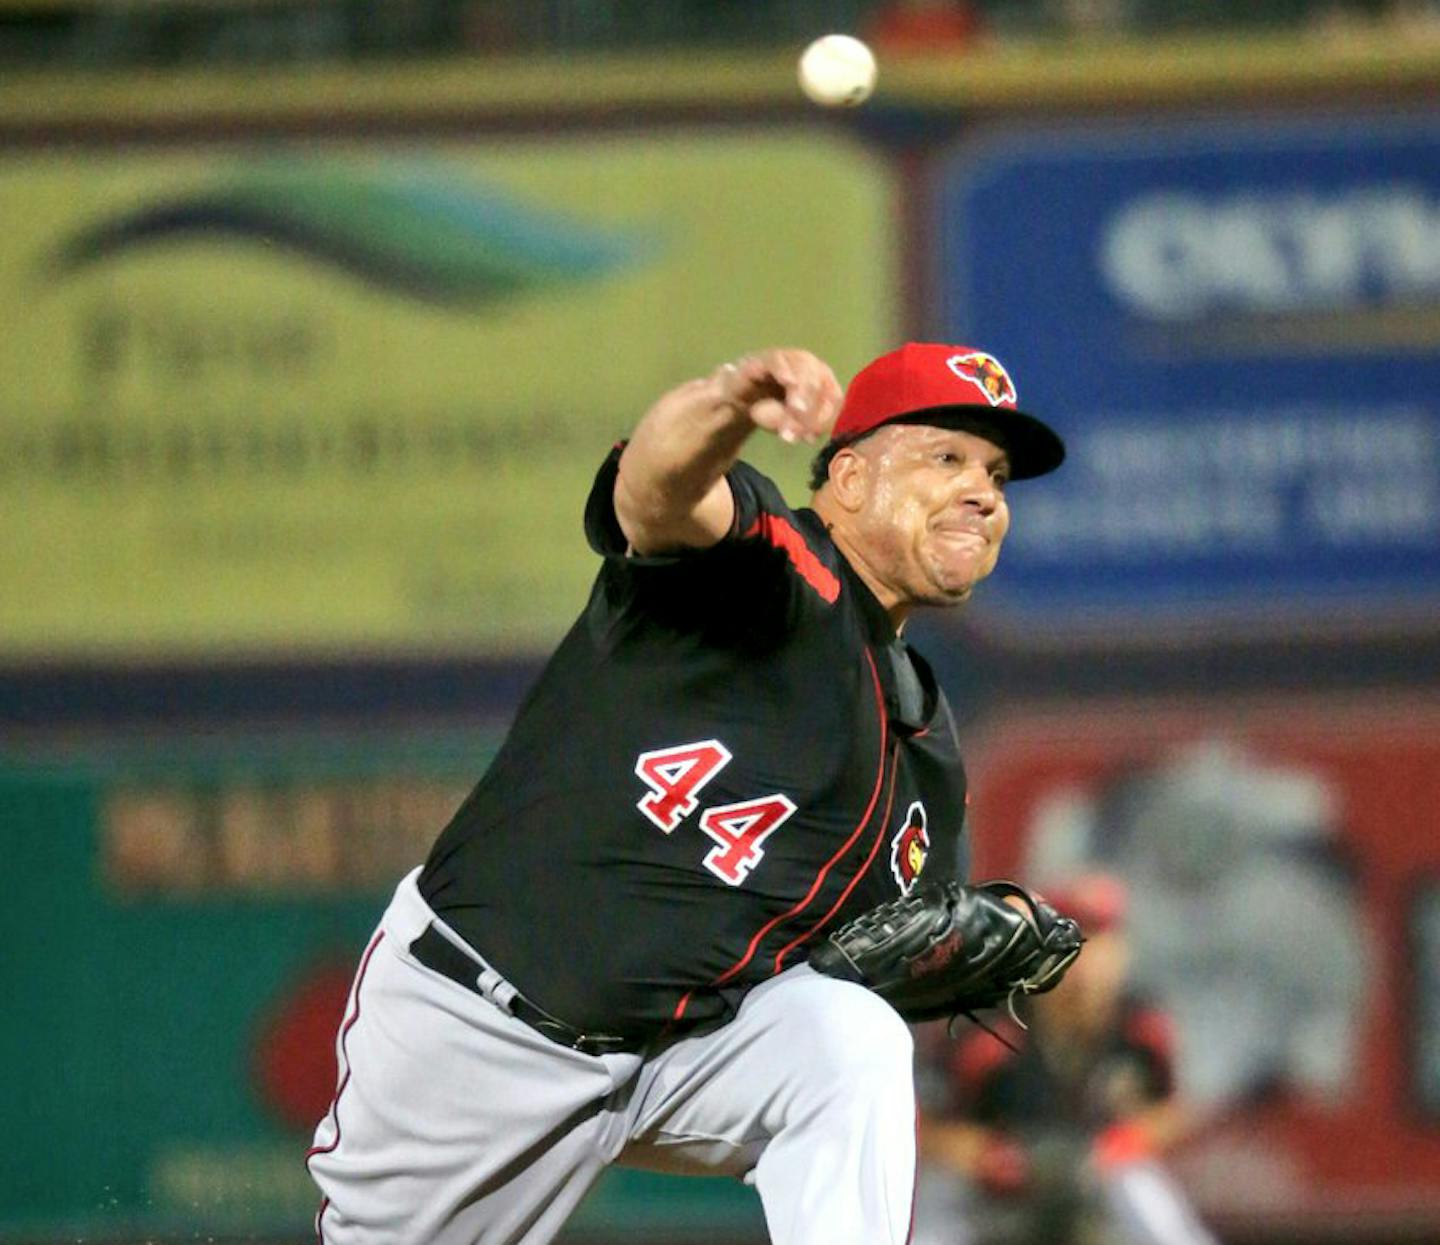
left=307, top=343, right=1081, bottom=1244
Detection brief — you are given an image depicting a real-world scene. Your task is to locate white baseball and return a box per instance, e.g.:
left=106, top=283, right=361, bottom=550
left=798, top=34, right=877, bottom=108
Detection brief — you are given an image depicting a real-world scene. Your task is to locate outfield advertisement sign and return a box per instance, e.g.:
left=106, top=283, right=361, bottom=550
left=0, top=132, right=895, bottom=660
left=0, top=735, right=766, bottom=1240
left=965, top=696, right=1440, bottom=1232
left=934, top=116, right=1440, bottom=630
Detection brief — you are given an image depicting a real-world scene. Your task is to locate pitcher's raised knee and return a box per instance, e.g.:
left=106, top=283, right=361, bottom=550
left=771, top=969, right=914, bottom=1096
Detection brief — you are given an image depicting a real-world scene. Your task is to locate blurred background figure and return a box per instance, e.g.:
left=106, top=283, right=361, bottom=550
left=914, top=874, right=1218, bottom=1245
left=1023, top=741, right=1373, bottom=1108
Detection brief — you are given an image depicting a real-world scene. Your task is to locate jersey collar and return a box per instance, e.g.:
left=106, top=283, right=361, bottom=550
left=810, top=511, right=939, bottom=734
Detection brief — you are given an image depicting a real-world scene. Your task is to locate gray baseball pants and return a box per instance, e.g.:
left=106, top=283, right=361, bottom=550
left=308, top=869, right=918, bottom=1244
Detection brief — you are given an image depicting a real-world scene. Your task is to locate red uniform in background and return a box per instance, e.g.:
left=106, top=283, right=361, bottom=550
left=914, top=875, right=1218, bottom=1245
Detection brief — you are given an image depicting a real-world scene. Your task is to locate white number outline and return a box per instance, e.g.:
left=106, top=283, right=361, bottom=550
left=699, top=794, right=799, bottom=886
left=634, top=739, right=733, bottom=834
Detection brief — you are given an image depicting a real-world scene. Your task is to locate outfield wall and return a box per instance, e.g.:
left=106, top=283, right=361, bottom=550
left=3, top=32, right=1439, bottom=1243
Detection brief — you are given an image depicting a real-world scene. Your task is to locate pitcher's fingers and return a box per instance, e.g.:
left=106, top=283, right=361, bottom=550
left=774, top=350, right=823, bottom=420
left=748, top=397, right=800, bottom=441
left=792, top=352, right=844, bottom=434
left=803, top=375, right=843, bottom=441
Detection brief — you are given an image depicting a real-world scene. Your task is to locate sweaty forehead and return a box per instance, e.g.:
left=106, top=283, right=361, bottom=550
left=864, top=422, right=1012, bottom=468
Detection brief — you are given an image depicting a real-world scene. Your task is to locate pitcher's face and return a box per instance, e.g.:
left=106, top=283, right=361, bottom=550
left=848, top=424, right=1011, bottom=606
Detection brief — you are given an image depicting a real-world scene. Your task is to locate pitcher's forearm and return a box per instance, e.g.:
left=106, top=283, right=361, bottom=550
left=614, top=351, right=842, bottom=555
left=615, top=373, right=758, bottom=552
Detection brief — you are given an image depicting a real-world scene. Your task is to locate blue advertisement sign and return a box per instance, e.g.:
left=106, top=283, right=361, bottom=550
left=934, top=115, right=1440, bottom=627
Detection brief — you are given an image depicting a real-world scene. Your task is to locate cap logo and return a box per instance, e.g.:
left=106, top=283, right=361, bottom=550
left=946, top=352, right=1017, bottom=408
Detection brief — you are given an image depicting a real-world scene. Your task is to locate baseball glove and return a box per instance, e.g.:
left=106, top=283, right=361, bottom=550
left=807, top=879, right=1084, bottom=1025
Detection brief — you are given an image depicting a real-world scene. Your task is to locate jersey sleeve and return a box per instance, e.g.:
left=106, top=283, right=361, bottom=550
left=583, top=443, right=778, bottom=562
left=580, top=444, right=838, bottom=645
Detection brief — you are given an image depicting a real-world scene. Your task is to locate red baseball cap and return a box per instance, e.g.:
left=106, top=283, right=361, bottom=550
left=831, top=343, right=1065, bottom=480
left=1045, top=873, right=1128, bottom=934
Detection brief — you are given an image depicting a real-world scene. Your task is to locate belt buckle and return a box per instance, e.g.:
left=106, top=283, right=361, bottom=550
left=531, top=1016, right=601, bottom=1053
left=520, top=1002, right=628, bottom=1055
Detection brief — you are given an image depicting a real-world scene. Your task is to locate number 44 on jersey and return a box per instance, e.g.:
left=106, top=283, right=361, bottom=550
left=635, top=740, right=797, bottom=887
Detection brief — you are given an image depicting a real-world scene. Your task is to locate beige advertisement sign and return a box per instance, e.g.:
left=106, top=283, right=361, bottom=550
left=0, top=132, right=896, bottom=658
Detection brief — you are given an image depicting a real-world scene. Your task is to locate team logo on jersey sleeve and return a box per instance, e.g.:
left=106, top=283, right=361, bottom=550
left=890, top=801, right=930, bottom=895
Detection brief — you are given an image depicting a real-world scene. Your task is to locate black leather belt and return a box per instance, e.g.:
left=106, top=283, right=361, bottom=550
left=408, top=923, right=635, bottom=1056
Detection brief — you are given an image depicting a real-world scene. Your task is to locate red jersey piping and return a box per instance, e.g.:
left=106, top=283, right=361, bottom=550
left=770, top=736, right=901, bottom=972
left=671, top=647, right=887, bottom=1021
left=744, top=514, right=841, bottom=604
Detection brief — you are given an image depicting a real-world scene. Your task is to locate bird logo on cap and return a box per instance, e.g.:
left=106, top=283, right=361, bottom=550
left=946, top=352, right=1017, bottom=408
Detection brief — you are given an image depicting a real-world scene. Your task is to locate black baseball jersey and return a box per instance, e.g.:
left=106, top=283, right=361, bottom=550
left=420, top=447, right=971, bottom=1042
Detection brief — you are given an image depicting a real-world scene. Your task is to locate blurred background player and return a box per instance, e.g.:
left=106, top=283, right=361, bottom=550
left=913, top=874, right=1218, bottom=1245
left=1022, top=739, right=1373, bottom=1108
